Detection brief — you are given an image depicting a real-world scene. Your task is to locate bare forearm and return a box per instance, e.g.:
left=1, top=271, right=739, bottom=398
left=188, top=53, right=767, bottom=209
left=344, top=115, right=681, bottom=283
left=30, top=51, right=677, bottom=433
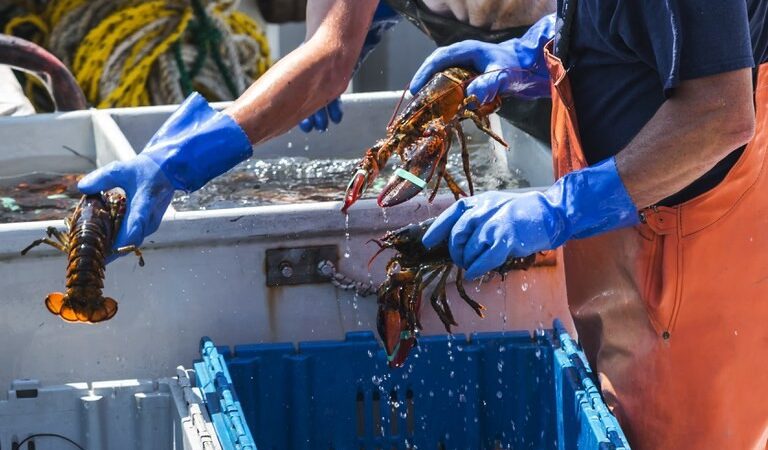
left=615, top=69, right=755, bottom=208
left=224, top=0, right=378, bottom=146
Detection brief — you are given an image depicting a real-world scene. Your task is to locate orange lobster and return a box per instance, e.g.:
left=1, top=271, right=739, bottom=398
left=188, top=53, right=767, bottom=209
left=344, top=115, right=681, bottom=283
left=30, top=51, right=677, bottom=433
left=21, top=192, right=144, bottom=323
left=341, top=67, right=507, bottom=213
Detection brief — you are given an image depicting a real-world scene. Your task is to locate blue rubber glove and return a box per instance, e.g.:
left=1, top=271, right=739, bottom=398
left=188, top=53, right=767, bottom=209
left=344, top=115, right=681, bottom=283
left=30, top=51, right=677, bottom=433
left=78, top=92, right=252, bottom=252
left=299, top=98, right=343, bottom=132
left=422, top=158, right=640, bottom=280
left=409, top=13, right=556, bottom=103
left=299, top=1, right=401, bottom=133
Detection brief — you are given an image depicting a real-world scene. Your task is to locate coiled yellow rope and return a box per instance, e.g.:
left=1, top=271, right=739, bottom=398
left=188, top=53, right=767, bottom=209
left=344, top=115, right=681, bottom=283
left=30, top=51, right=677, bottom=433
left=2, top=0, right=271, bottom=109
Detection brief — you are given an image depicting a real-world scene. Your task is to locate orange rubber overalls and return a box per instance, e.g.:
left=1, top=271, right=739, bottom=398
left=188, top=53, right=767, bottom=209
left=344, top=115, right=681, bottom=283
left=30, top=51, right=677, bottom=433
left=544, top=31, right=768, bottom=450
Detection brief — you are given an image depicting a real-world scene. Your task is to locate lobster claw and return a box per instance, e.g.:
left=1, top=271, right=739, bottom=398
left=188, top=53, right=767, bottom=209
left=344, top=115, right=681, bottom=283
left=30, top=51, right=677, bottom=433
left=377, top=164, right=434, bottom=207
left=342, top=169, right=370, bottom=214
left=377, top=305, right=418, bottom=368
left=387, top=331, right=418, bottom=369
left=342, top=144, right=384, bottom=213
left=377, top=124, right=448, bottom=208
left=376, top=273, right=422, bottom=368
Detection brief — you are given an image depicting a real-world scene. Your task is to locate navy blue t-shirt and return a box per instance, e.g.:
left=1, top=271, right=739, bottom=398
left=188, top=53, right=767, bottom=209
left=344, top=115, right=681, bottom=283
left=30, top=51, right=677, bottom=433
left=567, top=0, right=768, bottom=205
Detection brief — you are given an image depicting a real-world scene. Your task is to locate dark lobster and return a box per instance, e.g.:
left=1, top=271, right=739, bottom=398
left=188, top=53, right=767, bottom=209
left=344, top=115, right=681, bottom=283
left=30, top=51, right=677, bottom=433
left=342, top=67, right=507, bottom=213
left=21, top=192, right=144, bottom=323
left=370, top=218, right=536, bottom=367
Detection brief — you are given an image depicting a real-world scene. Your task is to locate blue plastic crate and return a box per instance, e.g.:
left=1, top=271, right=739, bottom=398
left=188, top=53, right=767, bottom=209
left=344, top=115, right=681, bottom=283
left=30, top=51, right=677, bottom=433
left=194, top=320, right=630, bottom=450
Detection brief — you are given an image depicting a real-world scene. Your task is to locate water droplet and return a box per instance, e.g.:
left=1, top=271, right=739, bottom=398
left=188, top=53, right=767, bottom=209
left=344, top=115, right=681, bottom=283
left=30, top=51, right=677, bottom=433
left=344, top=214, right=351, bottom=258
left=496, top=391, right=503, bottom=399
left=521, top=282, right=529, bottom=292
left=287, top=142, right=293, bottom=148
left=429, top=390, right=434, bottom=397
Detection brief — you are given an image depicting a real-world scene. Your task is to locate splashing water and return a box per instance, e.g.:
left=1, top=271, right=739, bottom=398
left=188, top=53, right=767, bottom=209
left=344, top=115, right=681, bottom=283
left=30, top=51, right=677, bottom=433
left=172, top=143, right=527, bottom=211
left=344, top=214, right=351, bottom=259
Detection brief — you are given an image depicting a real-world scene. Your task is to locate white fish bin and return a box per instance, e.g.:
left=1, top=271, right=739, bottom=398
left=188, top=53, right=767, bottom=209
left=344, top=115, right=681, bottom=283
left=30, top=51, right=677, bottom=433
left=0, top=93, right=580, bottom=448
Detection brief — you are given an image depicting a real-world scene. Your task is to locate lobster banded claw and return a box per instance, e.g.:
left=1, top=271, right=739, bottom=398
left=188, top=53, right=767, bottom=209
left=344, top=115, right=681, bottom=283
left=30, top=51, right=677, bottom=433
left=386, top=330, right=418, bottom=368
left=342, top=169, right=370, bottom=213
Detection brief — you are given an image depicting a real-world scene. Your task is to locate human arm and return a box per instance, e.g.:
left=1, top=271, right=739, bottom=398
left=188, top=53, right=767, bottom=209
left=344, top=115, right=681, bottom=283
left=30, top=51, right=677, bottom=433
left=423, top=69, right=755, bottom=279
left=420, top=0, right=757, bottom=279
left=78, top=0, right=379, bottom=254
left=226, top=0, right=379, bottom=144
left=298, top=1, right=401, bottom=132
left=615, top=69, right=754, bottom=208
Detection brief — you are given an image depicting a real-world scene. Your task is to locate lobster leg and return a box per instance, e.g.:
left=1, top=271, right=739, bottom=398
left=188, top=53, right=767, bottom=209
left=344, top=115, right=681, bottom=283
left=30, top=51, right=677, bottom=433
left=407, top=270, right=424, bottom=331
left=46, top=226, right=69, bottom=246
left=21, top=238, right=67, bottom=255
left=428, top=135, right=452, bottom=202
left=430, top=267, right=458, bottom=332
left=460, top=100, right=508, bottom=148
left=454, top=124, right=474, bottom=196
left=115, top=245, right=145, bottom=267
left=455, top=268, right=486, bottom=318
left=416, top=268, right=442, bottom=330
left=442, top=170, right=467, bottom=200
left=429, top=165, right=444, bottom=203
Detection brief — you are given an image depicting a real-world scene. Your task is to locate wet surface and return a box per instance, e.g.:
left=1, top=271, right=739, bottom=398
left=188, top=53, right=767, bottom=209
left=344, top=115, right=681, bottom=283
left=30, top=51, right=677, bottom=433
left=0, top=173, right=83, bottom=223
left=173, top=143, right=528, bottom=211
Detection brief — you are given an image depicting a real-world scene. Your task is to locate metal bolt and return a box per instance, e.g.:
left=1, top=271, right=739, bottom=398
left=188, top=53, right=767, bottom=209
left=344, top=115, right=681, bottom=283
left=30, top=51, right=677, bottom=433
left=318, top=260, right=334, bottom=277
left=279, top=262, right=294, bottom=279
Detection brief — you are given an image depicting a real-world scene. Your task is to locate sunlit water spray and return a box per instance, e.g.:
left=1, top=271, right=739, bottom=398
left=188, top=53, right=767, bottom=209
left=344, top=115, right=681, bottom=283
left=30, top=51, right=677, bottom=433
left=172, top=143, right=527, bottom=210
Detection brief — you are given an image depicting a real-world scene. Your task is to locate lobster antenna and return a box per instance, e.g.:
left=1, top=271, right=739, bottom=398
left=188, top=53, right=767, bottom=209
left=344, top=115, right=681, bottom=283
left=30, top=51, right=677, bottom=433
left=387, top=81, right=412, bottom=128
left=367, top=241, right=389, bottom=271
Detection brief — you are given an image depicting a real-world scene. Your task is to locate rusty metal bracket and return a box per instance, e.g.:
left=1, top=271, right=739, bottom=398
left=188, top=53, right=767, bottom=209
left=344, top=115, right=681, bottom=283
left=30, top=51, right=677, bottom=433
left=266, top=245, right=338, bottom=287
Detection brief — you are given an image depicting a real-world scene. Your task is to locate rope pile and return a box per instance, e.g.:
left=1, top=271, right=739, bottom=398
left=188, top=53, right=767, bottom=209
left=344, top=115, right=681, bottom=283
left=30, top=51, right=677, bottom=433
left=2, top=0, right=270, bottom=108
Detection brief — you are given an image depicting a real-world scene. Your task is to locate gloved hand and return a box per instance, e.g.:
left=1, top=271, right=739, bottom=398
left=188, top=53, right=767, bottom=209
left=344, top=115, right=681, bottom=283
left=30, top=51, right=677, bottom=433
left=422, top=157, right=640, bottom=280
left=409, top=13, right=556, bottom=103
left=299, top=98, right=343, bottom=132
left=299, top=1, right=401, bottom=133
left=79, top=92, right=252, bottom=255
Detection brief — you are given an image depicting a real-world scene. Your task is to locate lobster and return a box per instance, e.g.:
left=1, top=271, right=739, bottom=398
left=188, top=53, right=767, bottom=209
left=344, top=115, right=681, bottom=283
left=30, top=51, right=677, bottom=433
left=341, top=67, right=507, bottom=213
left=20, top=192, right=144, bottom=323
left=370, top=218, right=536, bottom=367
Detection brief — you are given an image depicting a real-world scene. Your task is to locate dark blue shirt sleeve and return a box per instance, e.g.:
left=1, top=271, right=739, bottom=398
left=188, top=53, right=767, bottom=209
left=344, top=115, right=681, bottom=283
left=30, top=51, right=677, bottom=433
left=617, top=0, right=754, bottom=94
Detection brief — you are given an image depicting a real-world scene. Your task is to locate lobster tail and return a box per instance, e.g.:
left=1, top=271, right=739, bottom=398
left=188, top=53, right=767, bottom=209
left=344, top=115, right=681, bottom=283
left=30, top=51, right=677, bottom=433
left=45, top=292, right=118, bottom=323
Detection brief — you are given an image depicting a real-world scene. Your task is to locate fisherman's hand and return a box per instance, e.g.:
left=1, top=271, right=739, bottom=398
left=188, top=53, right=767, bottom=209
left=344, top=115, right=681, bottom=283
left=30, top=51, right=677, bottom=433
left=299, top=98, right=343, bottom=133
left=409, top=13, right=556, bottom=104
left=78, top=155, right=175, bottom=252
left=79, top=92, right=252, bottom=256
left=423, top=158, right=641, bottom=280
